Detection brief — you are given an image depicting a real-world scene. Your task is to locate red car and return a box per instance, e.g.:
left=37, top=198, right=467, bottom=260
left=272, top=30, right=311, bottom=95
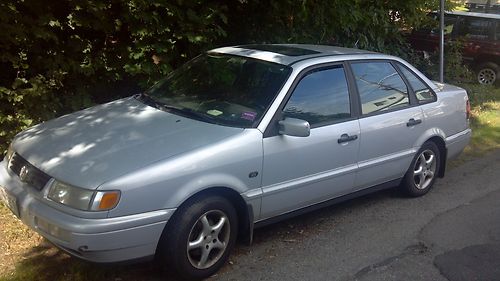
left=409, top=11, right=500, bottom=86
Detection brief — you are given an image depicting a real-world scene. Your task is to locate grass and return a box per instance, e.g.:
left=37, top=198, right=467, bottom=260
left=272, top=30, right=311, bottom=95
left=0, top=84, right=499, bottom=281
left=0, top=201, right=163, bottom=281
left=456, top=83, right=500, bottom=161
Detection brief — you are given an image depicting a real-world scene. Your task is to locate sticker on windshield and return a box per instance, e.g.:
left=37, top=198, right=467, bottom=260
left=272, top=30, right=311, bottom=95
left=207, top=109, right=223, bottom=116
left=241, top=111, right=257, bottom=121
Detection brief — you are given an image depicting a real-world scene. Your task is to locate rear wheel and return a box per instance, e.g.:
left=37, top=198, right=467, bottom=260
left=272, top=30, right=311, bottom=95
left=476, top=62, right=498, bottom=86
left=401, top=142, right=440, bottom=197
left=159, top=195, right=238, bottom=280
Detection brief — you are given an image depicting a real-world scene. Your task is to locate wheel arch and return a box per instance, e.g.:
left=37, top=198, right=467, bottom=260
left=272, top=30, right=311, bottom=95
left=474, top=56, right=500, bottom=68
left=424, top=136, right=447, bottom=178
left=156, top=186, right=254, bottom=257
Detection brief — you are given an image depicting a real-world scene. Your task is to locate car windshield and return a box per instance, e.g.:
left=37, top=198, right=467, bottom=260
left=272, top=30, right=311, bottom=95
left=139, top=53, right=292, bottom=128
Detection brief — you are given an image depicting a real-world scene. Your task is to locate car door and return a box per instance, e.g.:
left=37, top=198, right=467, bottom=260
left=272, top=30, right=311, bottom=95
left=454, top=16, right=496, bottom=62
left=260, top=64, right=360, bottom=219
left=349, top=60, right=426, bottom=190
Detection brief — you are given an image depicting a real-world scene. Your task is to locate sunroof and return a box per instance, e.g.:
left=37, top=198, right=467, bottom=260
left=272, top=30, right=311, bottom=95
left=238, top=44, right=320, bottom=56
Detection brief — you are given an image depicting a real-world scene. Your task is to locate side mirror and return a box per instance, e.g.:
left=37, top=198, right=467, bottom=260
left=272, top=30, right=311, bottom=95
left=278, top=117, right=310, bottom=137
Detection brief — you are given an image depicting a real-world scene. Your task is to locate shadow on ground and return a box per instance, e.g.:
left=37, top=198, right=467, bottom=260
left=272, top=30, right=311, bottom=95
left=1, top=188, right=404, bottom=281
left=1, top=241, right=163, bottom=281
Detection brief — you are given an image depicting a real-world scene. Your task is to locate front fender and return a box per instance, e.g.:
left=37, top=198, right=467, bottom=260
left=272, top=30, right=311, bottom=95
left=102, top=129, right=264, bottom=218
left=171, top=172, right=258, bottom=212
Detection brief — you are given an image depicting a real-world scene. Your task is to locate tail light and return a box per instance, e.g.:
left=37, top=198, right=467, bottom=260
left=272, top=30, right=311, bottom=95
left=466, top=99, right=471, bottom=120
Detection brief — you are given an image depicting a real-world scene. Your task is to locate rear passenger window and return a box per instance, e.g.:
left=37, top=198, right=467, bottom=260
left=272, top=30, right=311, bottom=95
left=351, top=62, right=409, bottom=115
left=457, top=17, right=492, bottom=40
left=429, top=15, right=458, bottom=35
left=398, top=65, right=436, bottom=103
left=283, top=66, right=351, bottom=126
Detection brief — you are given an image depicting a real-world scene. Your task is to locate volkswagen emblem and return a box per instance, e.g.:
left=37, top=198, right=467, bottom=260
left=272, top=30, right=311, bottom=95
left=19, top=166, right=30, bottom=183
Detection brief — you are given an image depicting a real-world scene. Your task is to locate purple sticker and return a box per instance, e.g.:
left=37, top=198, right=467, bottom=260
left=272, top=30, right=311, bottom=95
left=241, top=111, right=257, bottom=121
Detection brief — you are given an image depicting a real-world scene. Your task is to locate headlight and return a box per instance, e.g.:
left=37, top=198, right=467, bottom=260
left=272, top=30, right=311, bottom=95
left=47, top=180, right=120, bottom=211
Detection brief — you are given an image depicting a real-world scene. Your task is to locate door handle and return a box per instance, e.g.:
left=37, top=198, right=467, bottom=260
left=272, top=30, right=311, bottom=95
left=406, top=118, right=422, bottom=127
left=338, top=133, right=358, bottom=144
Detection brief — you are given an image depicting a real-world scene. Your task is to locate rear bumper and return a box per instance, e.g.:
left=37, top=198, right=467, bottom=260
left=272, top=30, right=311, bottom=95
left=0, top=161, right=174, bottom=263
left=445, top=128, right=472, bottom=160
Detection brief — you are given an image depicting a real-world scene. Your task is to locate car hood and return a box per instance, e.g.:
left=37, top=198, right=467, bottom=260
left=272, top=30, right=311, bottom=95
left=12, top=97, right=244, bottom=189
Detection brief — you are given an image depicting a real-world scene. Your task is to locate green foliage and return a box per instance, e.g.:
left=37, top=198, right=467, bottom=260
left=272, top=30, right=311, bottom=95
left=223, top=0, right=456, bottom=52
left=456, top=83, right=500, bottom=159
left=0, top=0, right=462, bottom=152
left=406, top=40, right=474, bottom=84
left=0, top=0, right=228, bottom=150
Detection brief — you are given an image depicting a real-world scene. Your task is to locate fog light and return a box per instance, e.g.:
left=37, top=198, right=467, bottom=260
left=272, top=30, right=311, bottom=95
left=34, top=216, right=70, bottom=242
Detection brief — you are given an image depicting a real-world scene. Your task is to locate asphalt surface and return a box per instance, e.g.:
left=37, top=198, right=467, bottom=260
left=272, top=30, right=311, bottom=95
left=207, top=149, right=500, bottom=281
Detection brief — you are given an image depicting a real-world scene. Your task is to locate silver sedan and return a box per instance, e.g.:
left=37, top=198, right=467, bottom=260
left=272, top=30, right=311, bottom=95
left=0, top=44, right=471, bottom=279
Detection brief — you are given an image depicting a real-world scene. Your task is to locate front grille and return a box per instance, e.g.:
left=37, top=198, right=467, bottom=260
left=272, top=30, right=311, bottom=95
left=9, top=153, right=51, bottom=190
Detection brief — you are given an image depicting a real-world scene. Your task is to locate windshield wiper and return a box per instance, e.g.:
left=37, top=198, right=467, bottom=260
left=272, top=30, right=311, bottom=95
left=135, top=93, right=165, bottom=110
left=136, top=93, right=218, bottom=125
left=164, top=105, right=219, bottom=125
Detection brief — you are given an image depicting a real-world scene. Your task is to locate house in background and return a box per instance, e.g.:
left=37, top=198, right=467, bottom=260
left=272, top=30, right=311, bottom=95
left=465, top=0, right=500, bottom=14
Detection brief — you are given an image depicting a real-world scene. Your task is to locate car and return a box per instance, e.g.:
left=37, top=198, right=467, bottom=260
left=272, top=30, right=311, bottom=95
left=408, top=11, right=500, bottom=86
left=466, top=2, right=500, bottom=14
left=0, top=44, right=471, bottom=279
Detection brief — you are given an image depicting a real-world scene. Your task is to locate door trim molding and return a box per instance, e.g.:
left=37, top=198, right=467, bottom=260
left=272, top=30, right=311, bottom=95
left=261, top=164, right=358, bottom=196
left=357, top=148, right=417, bottom=171
left=254, top=178, right=402, bottom=227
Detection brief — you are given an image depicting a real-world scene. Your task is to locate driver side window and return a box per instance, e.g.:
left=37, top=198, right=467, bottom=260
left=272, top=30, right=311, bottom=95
left=283, top=66, right=351, bottom=127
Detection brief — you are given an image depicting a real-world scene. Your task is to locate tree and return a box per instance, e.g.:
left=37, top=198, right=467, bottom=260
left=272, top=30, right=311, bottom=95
left=0, top=0, right=456, bottom=151
left=0, top=0, right=228, bottom=150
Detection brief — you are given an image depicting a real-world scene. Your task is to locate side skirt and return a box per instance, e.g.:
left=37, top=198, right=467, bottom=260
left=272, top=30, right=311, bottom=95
left=253, top=178, right=402, bottom=229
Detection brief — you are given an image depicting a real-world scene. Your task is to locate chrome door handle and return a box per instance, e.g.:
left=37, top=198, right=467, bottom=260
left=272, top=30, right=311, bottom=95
left=406, top=118, right=422, bottom=127
left=338, top=133, right=358, bottom=144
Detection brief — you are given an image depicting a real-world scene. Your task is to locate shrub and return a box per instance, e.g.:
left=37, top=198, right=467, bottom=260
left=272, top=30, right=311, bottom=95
left=0, top=0, right=459, bottom=152
left=407, top=40, right=474, bottom=83
left=0, top=0, right=228, bottom=151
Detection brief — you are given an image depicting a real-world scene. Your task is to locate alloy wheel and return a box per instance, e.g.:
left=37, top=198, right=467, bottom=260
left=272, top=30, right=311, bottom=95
left=413, top=149, right=437, bottom=190
left=186, top=210, right=230, bottom=269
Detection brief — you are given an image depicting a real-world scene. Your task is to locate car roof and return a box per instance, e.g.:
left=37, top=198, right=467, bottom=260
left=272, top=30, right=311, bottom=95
left=209, top=44, right=439, bottom=93
left=208, top=44, right=377, bottom=66
left=443, top=10, right=500, bottom=20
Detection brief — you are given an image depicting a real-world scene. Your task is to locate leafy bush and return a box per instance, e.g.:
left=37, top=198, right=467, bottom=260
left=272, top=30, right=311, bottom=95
left=223, top=0, right=456, bottom=51
left=0, top=0, right=228, bottom=151
left=0, top=0, right=459, bottom=152
left=405, top=40, right=473, bottom=83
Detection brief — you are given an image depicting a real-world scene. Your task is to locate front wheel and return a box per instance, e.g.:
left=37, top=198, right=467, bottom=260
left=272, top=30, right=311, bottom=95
left=401, top=142, right=440, bottom=197
left=159, top=195, right=238, bottom=280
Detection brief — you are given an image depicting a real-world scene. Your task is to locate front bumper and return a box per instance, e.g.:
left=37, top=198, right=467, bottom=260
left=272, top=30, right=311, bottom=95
left=0, top=161, right=174, bottom=263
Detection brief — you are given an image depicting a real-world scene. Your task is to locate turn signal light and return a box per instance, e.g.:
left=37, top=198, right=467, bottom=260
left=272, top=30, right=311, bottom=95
left=98, top=191, right=120, bottom=210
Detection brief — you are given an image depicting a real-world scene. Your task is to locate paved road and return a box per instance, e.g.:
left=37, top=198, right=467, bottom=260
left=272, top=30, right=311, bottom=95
left=208, top=150, right=500, bottom=281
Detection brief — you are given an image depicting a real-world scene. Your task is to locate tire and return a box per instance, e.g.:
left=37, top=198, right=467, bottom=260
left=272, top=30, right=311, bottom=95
left=476, top=62, right=499, bottom=86
left=401, top=142, right=440, bottom=197
left=159, top=195, right=238, bottom=280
